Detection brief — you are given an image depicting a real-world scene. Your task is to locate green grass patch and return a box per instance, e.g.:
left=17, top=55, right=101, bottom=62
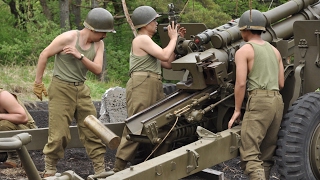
left=0, top=62, right=123, bottom=102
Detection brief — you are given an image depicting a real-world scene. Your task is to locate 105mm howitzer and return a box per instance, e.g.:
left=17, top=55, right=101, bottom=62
left=2, top=0, right=320, bottom=179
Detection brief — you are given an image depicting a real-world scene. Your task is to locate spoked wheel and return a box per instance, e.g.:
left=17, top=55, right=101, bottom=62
left=276, top=92, right=320, bottom=180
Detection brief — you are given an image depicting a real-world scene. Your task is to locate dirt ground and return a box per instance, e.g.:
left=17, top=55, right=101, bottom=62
left=0, top=101, right=280, bottom=180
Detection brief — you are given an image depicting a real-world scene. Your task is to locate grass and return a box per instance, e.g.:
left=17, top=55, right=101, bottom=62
left=0, top=62, right=124, bottom=102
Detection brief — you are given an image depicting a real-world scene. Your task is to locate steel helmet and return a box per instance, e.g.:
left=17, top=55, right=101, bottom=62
left=238, top=9, right=266, bottom=31
left=131, top=6, right=161, bottom=29
left=83, top=8, right=116, bottom=33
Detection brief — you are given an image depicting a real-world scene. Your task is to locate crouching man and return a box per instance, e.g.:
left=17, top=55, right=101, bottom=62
left=0, top=88, right=37, bottom=168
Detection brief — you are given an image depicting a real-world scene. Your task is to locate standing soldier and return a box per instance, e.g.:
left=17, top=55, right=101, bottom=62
left=109, top=5, right=186, bottom=174
left=33, top=8, right=115, bottom=177
left=228, top=10, right=284, bottom=180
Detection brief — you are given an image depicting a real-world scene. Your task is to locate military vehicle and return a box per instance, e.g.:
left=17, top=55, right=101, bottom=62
left=1, top=0, right=320, bottom=179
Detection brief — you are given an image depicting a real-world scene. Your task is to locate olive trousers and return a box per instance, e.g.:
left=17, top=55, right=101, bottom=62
left=43, top=77, right=106, bottom=174
left=240, top=89, right=284, bottom=178
left=0, top=120, right=37, bottom=164
left=116, top=74, right=164, bottom=162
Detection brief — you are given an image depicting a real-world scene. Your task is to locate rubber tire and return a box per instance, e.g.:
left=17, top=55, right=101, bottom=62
left=276, top=92, right=320, bottom=180
left=163, top=83, right=177, bottom=96
left=0, top=152, right=7, bottom=162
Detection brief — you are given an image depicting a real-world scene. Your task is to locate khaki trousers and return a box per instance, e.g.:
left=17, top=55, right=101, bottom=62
left=240, top=89, right=284, bottom=176
left=0, top=120, right=37, bottom=163
left=116, top=73, right=164, bottom=161
left=43, top=77, right=106, bottom=173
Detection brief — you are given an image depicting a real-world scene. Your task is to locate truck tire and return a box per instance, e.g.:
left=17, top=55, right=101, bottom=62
left=276, top=92, right=320, bottom=180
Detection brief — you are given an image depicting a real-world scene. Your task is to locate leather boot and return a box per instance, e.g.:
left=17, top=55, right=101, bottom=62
left=112, top=157, right=128, bottom=172
left=264, top=166, right=271, bottom=180
left=43, top=156, right=58, bottom=178
left=0, top=152, right=21, bottom=169
left=249, top=169, right=266, bottom=180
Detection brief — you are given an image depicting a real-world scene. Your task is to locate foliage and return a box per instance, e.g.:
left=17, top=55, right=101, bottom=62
left=0, top=1, right=61, bottom=65
left=0, top=0, right=289, bottom=92
left=180, top=0, right=231, bottom=28
left=130, top=0, right=232, bottom=28
left=213, top=0, right=289, bottom=19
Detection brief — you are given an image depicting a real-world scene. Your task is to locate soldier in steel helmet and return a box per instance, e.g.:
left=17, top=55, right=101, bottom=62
left=107, top=5, right=186, bottom=174
left=228, top=9, right=284, bottom=180
left=33, top=8, right=115, bottom=178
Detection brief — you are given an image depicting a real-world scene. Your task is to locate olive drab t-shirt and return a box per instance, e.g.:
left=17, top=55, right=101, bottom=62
left=247, top=42, right=279, bottom=91
left=53, top=31, right=96, bottom=82
left=129, top=49, right=161, bottom=75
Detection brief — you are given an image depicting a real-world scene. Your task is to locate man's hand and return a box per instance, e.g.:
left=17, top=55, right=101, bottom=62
left=178, top=26, right=187, bottom=38
left=63, top=45, right=81, bottom=59
left=228, top=110, right=241, bottom=129
left=33, top=82, right=48, bottom=101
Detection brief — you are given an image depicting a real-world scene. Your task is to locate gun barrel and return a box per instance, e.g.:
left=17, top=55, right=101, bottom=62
left=194, top=0, right=320, bottom=49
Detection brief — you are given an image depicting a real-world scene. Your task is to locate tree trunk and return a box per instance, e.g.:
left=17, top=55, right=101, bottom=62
left=4, top=0, right=28, bottom=28
left=59, top=0, right=70, bottom=31
left=71, top=0, right=82, bottom=29
left=91, top=0, right=98, bottom=8
left=39, top=0, right=52, bottom=20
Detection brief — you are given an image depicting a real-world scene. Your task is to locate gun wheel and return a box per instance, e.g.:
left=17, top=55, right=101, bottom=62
left=276, top=92, right=320, bottom=180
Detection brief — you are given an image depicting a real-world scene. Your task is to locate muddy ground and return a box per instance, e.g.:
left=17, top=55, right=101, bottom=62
left=0, top=101, right=280, bottom=180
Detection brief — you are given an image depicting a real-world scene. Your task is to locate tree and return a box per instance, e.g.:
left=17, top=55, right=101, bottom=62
left=71, top=0, right=82, bottom=29
left=39, top=0, right=52, bottom=21
left=59, top=0, right=70, bottom=31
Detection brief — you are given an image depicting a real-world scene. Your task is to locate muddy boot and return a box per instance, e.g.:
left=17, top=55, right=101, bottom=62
left=249, top=169, right=266, bottom=180
left=87, top=171, right=115, bottom=180
left=43, top=156, right=58, bottom=178
left=264, top=166, right=271, bottom=180
left=113, top=157, right=128, bottom=172
left=0, top=152, right=21, bottom=169
left=92, top=154, right=106, bottom=175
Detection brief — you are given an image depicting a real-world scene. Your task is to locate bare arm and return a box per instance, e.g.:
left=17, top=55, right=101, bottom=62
left=0, top=91, right=28, bottom=124
left=273, top=47, right=284, bottom=89
left=35, top=31, right=75, bottom=84
left=134, top=22, right=178, bottom=61
left=161, top=27, right=187, bottom=69
left=228, top=45, right=251, bottom=128
left=80, top=40, right=104, bottom=75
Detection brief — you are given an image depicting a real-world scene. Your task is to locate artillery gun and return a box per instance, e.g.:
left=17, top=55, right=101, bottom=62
left=1, top=0, right=320, bottom=179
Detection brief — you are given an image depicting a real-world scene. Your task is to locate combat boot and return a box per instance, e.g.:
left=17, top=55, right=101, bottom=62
left=249, top=169, right=266, bottom=180
left=42, top=156, right=58, bottom=178
left=264, top=166, right=271, bottom=180
left=113, top=157, right=128, bottom=172
left=103, top=157, right=128, bottom=177
left=0, top=152, right=21, bottom=169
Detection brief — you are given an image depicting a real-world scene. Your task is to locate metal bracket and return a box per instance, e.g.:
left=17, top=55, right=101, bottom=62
left=196, top=126, right=222, bottom=139
left=186, top=149, right=199, bottom=173
left=315, top=31, right=320, bottom=67
left=298, top=39, right=308, bottom=58
left=230, top=132, right=241, bottom=153
left=289, top=60, right=305, bottom=106
left=145, top=122, right=159, bottom=144
left=155, top=165, right=163, bottom=176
